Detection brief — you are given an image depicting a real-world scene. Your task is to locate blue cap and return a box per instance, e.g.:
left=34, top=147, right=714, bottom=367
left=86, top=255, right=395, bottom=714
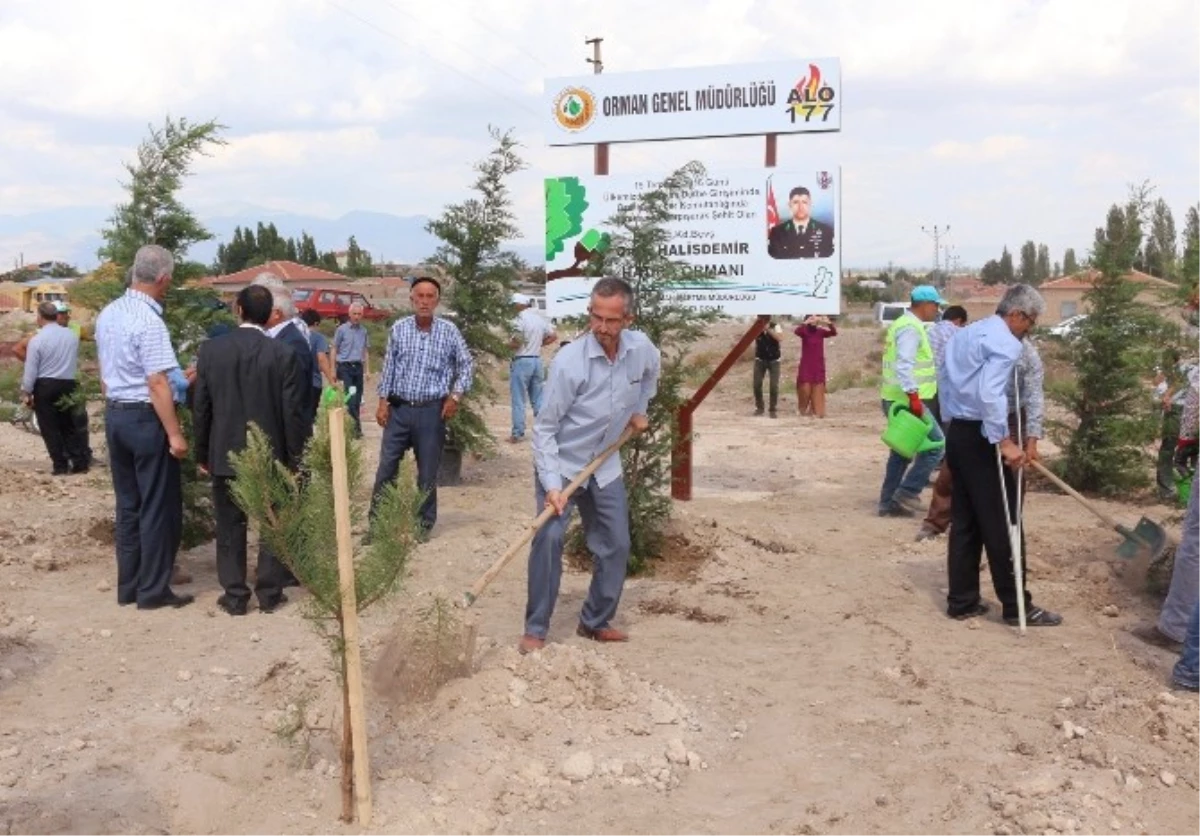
left=911, top=285, right=947, bottom=305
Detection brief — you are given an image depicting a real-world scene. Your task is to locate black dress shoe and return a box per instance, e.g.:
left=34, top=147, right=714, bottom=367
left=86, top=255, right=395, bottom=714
left=137, top=592, right=195, bottom=610
left=258, top=593, right=289, bottom=614
left=69, top=464, right=90, bottom=474
left=280, top=576, right=301, bottom=589
left=52, top=467, right=69, bottom=476
left=216, top=594, right=248, bottom=616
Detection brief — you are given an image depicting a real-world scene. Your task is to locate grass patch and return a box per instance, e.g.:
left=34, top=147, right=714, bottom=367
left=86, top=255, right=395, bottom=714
left=827, top=368, right=881, bottom=393
left=0, top=365, right=21, bottom=402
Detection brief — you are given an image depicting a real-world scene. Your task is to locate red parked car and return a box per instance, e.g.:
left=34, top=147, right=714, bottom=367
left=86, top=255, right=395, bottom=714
left=292, top=288, right=390, bottom=323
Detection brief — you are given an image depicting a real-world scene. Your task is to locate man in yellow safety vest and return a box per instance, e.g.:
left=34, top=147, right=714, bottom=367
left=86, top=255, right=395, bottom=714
left=879, top=285, right=946, bottom=516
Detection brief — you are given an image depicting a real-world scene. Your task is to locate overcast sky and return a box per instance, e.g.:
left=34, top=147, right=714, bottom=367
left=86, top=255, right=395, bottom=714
left=1, top=0, right=1197, bottom=271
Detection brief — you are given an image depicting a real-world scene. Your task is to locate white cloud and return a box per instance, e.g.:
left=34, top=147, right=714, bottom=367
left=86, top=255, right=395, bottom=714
left=930, top=135, right=1035, bottom=162
left=0, top=0, right=1196, bottom=271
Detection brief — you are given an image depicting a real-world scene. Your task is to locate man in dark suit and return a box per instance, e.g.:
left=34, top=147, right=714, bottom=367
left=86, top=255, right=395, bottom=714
left=252, top=274, right=316, bottom=436
left=768, top=186, right=835, bottom=259
left=193, top=285, right=307, bottom=616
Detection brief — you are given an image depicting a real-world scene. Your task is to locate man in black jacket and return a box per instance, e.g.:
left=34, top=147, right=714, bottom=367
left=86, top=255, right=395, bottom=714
left=752, top=319, right=783, bottom=417
left=193, top=285, right=307, bottom=616
left=253, top=274, right=316, bottom=437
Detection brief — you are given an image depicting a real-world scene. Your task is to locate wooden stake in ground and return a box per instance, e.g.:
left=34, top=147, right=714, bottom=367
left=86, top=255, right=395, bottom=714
left=329, top=405, right=372, bottom=826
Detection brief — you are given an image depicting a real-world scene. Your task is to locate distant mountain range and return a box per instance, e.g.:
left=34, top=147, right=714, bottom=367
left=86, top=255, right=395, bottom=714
left=0, top=206, right=543, bottom=272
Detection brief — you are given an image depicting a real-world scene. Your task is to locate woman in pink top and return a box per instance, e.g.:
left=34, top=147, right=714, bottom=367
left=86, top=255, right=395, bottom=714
left=794, top=315, right=837, bottom=417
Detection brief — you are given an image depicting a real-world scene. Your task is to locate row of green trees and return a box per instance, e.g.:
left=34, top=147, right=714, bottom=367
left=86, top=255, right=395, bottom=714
left=212, top=225, right=376, bottom=278
left=979, top=199, right=1199, bottom=287
left=980, top=242, right=1074, bottom=285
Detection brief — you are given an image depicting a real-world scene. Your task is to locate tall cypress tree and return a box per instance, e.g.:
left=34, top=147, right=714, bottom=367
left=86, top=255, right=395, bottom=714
left=1052, top=189, right=1168, bottom=494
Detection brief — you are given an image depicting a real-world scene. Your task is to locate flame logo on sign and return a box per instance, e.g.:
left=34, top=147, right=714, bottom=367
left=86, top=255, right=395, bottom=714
left=795, top=64, right=821, bottom=101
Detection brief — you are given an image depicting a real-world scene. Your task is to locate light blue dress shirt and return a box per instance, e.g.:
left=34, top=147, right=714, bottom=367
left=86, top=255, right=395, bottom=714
left=21, top=323, right=79, bottom=393
left=533, top=329, right=661, bottom=492
left=333, top=322, right=369, bottom=362
left=95, top=289, right=180, bottom=402
left=938, top=314, right=1023, bottom=444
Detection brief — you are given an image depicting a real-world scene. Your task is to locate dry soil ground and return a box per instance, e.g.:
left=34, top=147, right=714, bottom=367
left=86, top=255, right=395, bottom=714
left=0, top=320, right=1197, bottom=835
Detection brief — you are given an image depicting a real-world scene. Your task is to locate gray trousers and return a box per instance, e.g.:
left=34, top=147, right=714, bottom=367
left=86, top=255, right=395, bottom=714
left=525, top=473, right=630, bottom=639
left=1159, top=473, right=1199, bottom=642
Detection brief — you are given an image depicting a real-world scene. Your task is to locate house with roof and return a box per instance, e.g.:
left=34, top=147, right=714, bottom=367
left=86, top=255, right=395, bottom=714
left=195, top=260, right=352, bottom=294
left=1037, top=269, right=1177, bottom=324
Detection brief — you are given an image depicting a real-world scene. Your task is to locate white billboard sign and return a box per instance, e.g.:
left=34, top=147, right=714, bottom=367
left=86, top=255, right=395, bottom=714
left=544, top=59, right=840, bottom=146
left=544, top=168, right=841, bottom=317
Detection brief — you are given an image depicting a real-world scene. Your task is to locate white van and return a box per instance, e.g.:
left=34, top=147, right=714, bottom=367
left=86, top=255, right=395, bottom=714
left=874, top=302, right=910, bottom=326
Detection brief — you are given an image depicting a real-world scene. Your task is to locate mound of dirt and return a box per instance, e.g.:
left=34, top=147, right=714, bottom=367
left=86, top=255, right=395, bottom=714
left=365, top=642, right=720, bottom=830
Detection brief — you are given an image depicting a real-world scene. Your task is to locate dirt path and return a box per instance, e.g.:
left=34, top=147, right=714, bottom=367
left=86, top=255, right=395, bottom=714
left=0, top=322, right=1196, bottom=835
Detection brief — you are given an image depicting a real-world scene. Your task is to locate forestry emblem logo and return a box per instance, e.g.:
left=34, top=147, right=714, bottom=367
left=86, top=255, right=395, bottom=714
left=553, top=87, right=596, bottom=132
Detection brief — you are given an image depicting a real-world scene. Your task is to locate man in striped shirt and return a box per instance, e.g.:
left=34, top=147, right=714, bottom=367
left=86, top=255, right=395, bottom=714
left=371, top=277, right=474, bottom=535
left=94, top=245, right=193, bottom=610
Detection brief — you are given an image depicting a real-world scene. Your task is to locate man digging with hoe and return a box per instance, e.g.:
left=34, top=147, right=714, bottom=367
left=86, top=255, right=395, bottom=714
left=519, top=278, right=660, bottom=653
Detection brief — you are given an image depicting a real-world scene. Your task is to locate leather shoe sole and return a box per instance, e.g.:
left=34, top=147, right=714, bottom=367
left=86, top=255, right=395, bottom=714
left=137, top=592, right=195, bottom=610
left=517, top=634, right=545, bottom=654
left=216, top=595, right=248, bottom=616
left=258, top=594, right=289, bottom=614
left=576, top=624, right=629, bottom=642
left=1130, top=623, right=1183, bottom=652
left=948, top=602, right=990, bottom=621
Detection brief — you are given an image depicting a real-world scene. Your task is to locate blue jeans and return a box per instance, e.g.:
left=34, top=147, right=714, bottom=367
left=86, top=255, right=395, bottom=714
left=525, top=474, right=630, bottom=639
left=105, top=404, right=181, bottom=605
left=879, top=398, right=945, bottom=512
left=1173, top=604, right=1199, bottom=691
left=1159, top=472, right=1199, bottom=642
left=371, top=401, right=444, bottom=531
left=510, top=357, right=544, bottom=438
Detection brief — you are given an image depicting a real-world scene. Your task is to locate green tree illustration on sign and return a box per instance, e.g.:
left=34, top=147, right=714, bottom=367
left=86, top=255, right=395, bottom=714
left=545, top=176, right=611, bottom=280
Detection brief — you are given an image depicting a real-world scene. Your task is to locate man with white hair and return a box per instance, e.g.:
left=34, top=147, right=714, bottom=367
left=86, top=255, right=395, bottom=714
left=94, top=244, right=192, bottom=609
left=252, top=273, right=315, bottom=436
left=939, top=283, right=1062, bottom=627
left=333, top=302, right=370, bottom=437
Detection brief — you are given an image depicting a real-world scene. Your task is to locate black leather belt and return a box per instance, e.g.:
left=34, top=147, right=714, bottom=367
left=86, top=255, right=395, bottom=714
left=337, top=360, right=363, bottom=366
left=387, top=396, right=442, bottom=408
left=106, top=400, right=154, bottom=410
left=513, top=355, right=539, bottom=359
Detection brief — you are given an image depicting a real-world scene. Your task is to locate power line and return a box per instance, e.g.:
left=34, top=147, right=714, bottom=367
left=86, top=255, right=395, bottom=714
left=367, top=0, right=540, bottom=94
left=921, top=224, right=950, bottom=273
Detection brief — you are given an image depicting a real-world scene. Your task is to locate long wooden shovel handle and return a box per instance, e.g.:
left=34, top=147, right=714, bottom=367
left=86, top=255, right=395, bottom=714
left=1030, top=460, right=1122, bottom=530
left=460, top=427, right=635, bottom=608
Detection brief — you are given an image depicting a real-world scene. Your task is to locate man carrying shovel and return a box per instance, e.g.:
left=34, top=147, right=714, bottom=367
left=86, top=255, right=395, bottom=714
left=939, top=284, right=1062, bottom=627
left=519, top=277, right=660, bottom=654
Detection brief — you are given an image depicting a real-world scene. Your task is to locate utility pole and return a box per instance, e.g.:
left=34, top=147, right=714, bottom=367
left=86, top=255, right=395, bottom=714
left=921, top=224, right=950, bottom=273
left=586, top=37, right=608, bottom=175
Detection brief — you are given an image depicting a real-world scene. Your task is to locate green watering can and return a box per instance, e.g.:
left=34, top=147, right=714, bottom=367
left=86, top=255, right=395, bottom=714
left=881, top=401, right=944, bottom=459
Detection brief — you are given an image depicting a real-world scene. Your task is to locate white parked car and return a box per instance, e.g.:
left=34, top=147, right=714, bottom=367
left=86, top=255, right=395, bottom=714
left=1048, top=314, right=1087, bottom=338
left=873, top=302, right=911, bottom=326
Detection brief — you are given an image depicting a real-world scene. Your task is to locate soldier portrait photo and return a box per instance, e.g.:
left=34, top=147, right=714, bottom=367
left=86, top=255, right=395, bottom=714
left=767, top=185, right=835, bottom=260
